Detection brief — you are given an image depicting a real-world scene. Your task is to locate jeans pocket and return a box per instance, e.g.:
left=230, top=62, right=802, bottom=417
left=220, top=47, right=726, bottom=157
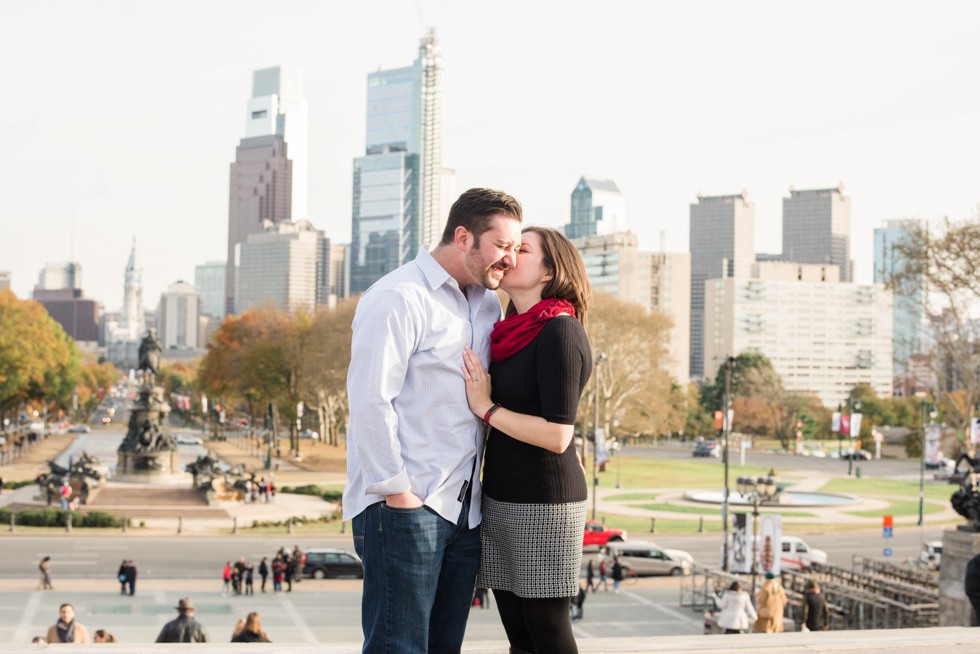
left=381, top=502, right=428, bottom=514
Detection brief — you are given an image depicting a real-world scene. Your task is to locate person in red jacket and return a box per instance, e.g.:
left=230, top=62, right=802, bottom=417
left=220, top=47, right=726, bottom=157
left=272, top=555, right=285, bottom=593
left=221, top=562, right=231, bottom=597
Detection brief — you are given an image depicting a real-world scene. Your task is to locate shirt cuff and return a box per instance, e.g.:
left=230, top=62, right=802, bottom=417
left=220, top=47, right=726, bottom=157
left=365, top=468, right=413, bottom=497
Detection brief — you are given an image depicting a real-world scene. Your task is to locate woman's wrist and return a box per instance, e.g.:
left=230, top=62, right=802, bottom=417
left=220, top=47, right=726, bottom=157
left=482, top=403, right=502, bottom=426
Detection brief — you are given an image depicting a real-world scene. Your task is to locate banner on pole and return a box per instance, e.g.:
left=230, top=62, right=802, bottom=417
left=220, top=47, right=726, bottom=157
left=730, top=513, right=750, bottom=573
left=841, top=414, right=851, bottom=437
left=971, top=417, right=980, bottom=446
left=759, top=514, right=782, bottom=576
left=925, top=424, right=942, bottom=465
left=850, top=413, right=863, bottom=439
left=831, top=412, right=841, bottom=433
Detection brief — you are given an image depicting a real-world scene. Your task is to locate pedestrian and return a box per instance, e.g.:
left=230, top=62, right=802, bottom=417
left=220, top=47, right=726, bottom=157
left=126, top=560, right=137, bottom=596
left=802, top=579, right=830, bottom=631
left=585, top=559, right=596, bottom=593
left=713, top=581, right=758, bottom=634
left=46, top=603, right=90, bottom=643
left=0, top=474, right=4, bottom=494
left=60, top=480, right=71, bottom=510
left=231, top=611, right=271, bottom=642
left=570, top=584, right=587, bottom=621
left=473, top=586, right=489, bottom=609
left=598, top=558, right=608, bottom=592
left=244, top=563, right=254, bottom=595
left=284, top=553, right=296, bottom=592
left=344, top=187, right=523, bottom=653
left=258, top=557, right=269, bottom=593
left=292, top=545, right=304, bottom=583
left=93, top=629, right=117, bottom=643
left=612, top=556, right=625, bottom=594
left=243, top=479, right=252, bottom=504
left=156, top=597, right=209, bottom=642
left=117, top=560, right=128, bottom=595
left=46, top=482, right=55, bottom=506
left=38, top=556, right=54, bottom=590
left=753, top=571, right=788, bottom=633
left=272, top=556, right=284, bottom=593
left=221, top=561, right=232, bottom=597
left=460, top=225, right=593, bottom=654
left=966, top=553, right=980, bottom=626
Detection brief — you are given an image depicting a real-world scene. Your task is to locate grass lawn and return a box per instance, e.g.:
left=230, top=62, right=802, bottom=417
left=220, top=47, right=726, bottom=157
left=603, top=493, right=659, bottom=501
left=846, top=499, right=946, bottom=518
left=633, top=502, right=815, bottom=518
left=602, top=458, right=773, bottom=489
left=819, top=478, right=954, bottom=501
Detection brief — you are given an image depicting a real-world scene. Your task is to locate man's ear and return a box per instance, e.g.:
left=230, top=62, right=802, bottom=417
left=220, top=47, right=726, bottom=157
left=454, top=226, right=471, bottom=250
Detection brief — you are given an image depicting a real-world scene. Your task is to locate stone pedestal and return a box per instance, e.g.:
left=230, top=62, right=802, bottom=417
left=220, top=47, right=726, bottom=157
left=939, top=527, right=980, bottom=626
left=115, top=449, right=180, bottom=481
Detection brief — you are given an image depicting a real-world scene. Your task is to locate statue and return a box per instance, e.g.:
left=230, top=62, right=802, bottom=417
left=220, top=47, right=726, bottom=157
left=138, top=328, right=162, bottom=378
left=949, top=452, right=980, bottom=532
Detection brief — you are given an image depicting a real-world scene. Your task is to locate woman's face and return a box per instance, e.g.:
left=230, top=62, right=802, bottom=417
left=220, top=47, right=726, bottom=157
left=500, top=231, right=550, bottom=296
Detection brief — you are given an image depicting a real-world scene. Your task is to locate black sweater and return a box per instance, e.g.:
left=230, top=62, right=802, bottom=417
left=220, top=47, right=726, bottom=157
left=482, top=316, right=592, bottom=504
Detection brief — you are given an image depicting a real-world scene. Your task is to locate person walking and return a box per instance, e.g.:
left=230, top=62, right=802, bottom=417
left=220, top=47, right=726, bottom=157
left=117, top=560, right=128, bottom=595
left=597, top=557, right=608, bottom=592
left=125, top=560, right=137, bottom=596
left=344, top=188, right=523, bottom=654
left=713, top=581, right=758, bottom=634
left=46, top=603, right=90, bottom=643
left=244, top=563, right=255, bottom=596
left=753, top=571, right=788, bottom=633
left=802, top=579, right=831, bottom=631
left=284, top=554, right=296, bottom=592
left=38, top=556, right=54, bottom=590
left=221, top=561, right=232, bottom=597
left=231, top=611, right=271, bottom=642
left=156, top=597, right=209, bottom=642
left=461, top=226, right=593, bottom=654
left=570, top=584, right=587, bottom=621
left=966, top=553, right=980, bottom=626
left=60, top=480, right=71, bottom=510
left=258, top=557, right=269, bottom=593
left=272, top=556, right=285, bottom=593
left=585, top=559, right=596, bottom=593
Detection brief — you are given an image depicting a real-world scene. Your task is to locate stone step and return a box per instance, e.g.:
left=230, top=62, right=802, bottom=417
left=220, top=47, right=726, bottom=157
left=92, top=488, right=209, bottom=507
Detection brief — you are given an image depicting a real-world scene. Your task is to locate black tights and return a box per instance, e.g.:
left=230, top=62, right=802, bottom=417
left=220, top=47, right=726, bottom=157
left=492, top=589, right=577, bottom=654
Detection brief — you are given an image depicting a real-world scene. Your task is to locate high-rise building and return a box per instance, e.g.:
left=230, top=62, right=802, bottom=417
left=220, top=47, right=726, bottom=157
left=782, top=185, right=852, bottom=282
left=689, top=192, right=755, bottom=379
left=0, top=271, right=10, bottom=291
left=158, top=281, right=200, bottom=351
left=565, top=177, right=626, bottom=239
left=36, top=262, right=83, bottom=291
left=572, top=232, right=691, bottom=383
left=225, top=65, right=306, bottom=315
left=318, top=242, right=349, bottom=308
left=236, top=220, right=332, bottom=314
left=33, top=288, right=101, bottom=343
left=703, top=264, right=893, bottom=406
left=194, top=261, right=226, bottom=319
left=874, top=219, right=927, bottom=393
left=350, top=31, right=444, bottom=293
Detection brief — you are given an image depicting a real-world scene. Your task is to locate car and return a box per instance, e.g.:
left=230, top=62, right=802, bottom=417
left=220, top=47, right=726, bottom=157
left=831, top=449, right=871, bottom=460
left=302, top=548, right=363, bottom=579
left=779, top=536, right=827, bottom=569
left=920, top=540, right=942, bottom=570
left=925, top=457, right=954, bottom=471
left=583, top=519, right=627, bottom=547
left=175, top=434, right=204, bottom=446
left=693, top=441, right=720, bottom=458
left=608, top=540, right=694, bottom=576
left=298, top=429, right=320, bottom=440
left=67, top=424, right=91, bottom=433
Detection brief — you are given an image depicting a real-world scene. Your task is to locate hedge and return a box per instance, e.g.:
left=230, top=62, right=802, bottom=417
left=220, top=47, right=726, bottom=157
left=0, top=507, right=123, bottom=528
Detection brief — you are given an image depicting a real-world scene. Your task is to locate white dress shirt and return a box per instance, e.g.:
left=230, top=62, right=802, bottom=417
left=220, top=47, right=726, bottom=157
left=343, top=247, right=501, bottom=528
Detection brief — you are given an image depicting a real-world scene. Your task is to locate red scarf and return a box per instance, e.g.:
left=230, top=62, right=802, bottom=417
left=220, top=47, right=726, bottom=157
left=490, top=298, right=576, bottom=362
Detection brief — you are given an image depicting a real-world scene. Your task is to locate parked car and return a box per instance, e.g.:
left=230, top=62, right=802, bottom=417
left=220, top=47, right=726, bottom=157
left=925, top=457, right=954, bottom=471
left=175, top=434, right=204, bottom=446
left=302, top=549, right=363, bottom=579
left=67, top=424, right=91, bottom=433
left=693, top=441, right=720, bottom=458
left=298, top=429, right=320, bottom=440
left=920, top=540, right=942, bottom=570
left=608, top=540, right=694, bottom=576
left=583, top=519, right=627, bottom=547
left=779, top=536, right=827, bottom=569
left=800, top=441, right=826, bottom=457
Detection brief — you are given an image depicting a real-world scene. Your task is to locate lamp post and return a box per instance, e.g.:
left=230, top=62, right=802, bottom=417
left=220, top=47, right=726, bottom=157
left=736, top=472, right=779, bottom=598
left=918, top=400, right=937, bottom=527
left=591, top=353, right=607, bottom=520
left=721, top=356, right=734, bottom=572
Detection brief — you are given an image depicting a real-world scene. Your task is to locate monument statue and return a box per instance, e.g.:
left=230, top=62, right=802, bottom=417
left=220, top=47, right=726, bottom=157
left=949, top=452, right=980, bottom=532
left=116, top=330, right=178, bottom=478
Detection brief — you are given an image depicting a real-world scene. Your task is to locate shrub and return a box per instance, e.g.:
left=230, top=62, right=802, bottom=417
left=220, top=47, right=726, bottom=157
left=0, top=507, right=122, bottom=528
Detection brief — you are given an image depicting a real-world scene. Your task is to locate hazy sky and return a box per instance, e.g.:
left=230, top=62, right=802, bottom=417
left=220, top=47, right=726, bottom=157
left=2, top=0, right=979, bottom=308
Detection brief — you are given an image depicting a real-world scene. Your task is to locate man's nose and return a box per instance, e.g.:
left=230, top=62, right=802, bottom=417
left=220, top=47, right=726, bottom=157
left=503, top=250, right=518, bottom=269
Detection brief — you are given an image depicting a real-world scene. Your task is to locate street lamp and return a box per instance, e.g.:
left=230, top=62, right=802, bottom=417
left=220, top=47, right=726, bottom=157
left=918, top=400, right=937, bottom=526
left=591, top=352, right=607, bottom=520
left=736, top=471, right=779, bottom=597
left=721, top=356, right=734, bottom=572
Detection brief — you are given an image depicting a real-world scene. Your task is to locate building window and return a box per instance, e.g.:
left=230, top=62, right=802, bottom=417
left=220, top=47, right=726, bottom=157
left=251, top=110, right=268, bottom=119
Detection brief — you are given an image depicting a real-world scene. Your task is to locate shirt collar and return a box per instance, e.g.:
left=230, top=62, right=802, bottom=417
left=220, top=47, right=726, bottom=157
left=414, top=246, right=454, bottom=291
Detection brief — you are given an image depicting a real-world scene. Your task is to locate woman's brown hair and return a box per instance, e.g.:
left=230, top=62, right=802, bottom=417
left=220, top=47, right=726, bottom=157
left=509, top=226, right=591, bottom=331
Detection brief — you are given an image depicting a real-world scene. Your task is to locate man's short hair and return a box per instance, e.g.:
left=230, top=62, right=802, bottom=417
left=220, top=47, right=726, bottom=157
left=439, top=188, right=522, bottom=245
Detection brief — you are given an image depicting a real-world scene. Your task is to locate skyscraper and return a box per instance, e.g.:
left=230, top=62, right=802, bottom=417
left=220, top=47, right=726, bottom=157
left=782, top=185, right=852, bottom=282
left=874, top=219, right=926, bottom=391
left=564, top=177, right=626, bottom=239
left=37, top=262, right=83, bottom=291
left=350, top=31, right=444, bottom=293
left=225, top=66, right=306, bottom=314
left=158, top=281, right=200, bottom=351
left=194, top=261, right=226, bottom=319
left=689, top=191, right=755, bottom=379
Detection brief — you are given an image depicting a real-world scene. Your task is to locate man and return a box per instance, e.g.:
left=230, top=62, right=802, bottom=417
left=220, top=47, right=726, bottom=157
left=802, top=579, right=830, bottom=631
left=965, top=552, right=980, bottom=626
left=344, top=187, right=523, bottom=653
left=156, top=597, right=209, bottom=643
left=125, top=559, right=137, bottom=596
left=46, top=603, right=90, bottom=643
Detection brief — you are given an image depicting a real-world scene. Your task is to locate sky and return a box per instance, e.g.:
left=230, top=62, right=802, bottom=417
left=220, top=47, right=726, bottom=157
left=1, top=0, right=979, bottom=309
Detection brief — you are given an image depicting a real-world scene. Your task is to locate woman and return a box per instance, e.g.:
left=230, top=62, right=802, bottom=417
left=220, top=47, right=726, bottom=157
left=753, top=571, right=787, bottom=633
left=38, top=556, right=54, bottom=590
left=713, top=581, right=758, bottom=634
left=93, top=629, right=117, bottom=643
left=231, top=611, right=270, bottom=643
left=462, top=226, right=592, bottom=654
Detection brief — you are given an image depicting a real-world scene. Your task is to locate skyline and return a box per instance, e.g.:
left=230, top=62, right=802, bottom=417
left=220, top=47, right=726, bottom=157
left=2, top=1, right=979, bottom=309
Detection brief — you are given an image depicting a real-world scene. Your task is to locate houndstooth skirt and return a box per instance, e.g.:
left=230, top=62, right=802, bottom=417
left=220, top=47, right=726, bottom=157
left=477, top=496, right=586, bottom=598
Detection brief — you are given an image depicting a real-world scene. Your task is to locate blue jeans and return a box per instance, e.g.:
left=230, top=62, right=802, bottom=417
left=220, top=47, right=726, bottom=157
left=353, top=497, right=480, bottom=654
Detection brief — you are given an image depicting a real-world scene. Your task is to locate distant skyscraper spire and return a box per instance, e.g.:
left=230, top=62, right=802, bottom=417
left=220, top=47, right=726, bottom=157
left=121, top=238, right=145, bottom=340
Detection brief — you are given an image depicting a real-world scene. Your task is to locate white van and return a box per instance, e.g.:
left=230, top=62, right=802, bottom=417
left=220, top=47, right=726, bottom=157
left=779, top=536, right=827, bottom=569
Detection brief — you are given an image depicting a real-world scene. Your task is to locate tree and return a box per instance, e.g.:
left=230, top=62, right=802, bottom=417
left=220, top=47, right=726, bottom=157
left=302, top=298, right=358, bottom=446
left=699, top=352, right=774, bottom=416
left=892, top=218, right=980, bottom=454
